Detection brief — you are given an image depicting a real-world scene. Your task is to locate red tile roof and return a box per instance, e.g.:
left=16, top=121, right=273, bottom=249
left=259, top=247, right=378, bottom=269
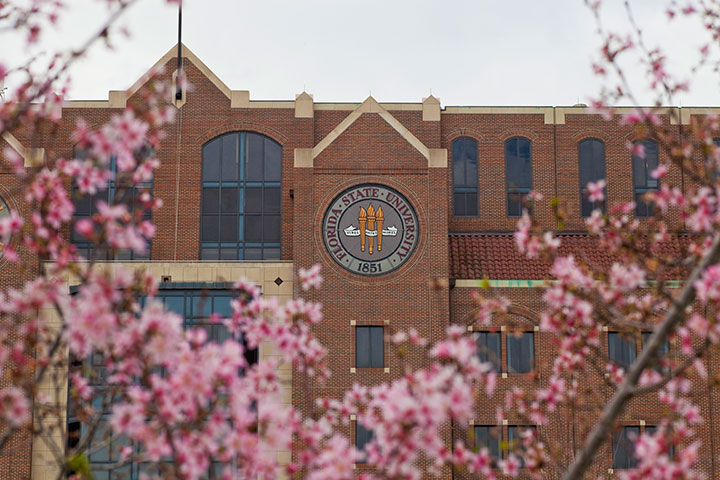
left=449, top=233, right=690, bottom=280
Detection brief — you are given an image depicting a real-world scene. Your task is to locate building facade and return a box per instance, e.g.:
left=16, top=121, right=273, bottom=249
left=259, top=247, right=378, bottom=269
left=0, top=44, right=718, bottom=479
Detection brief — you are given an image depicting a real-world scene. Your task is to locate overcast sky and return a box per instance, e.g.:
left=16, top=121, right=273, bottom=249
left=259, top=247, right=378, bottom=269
left=5, top=0, right=720, bottom=106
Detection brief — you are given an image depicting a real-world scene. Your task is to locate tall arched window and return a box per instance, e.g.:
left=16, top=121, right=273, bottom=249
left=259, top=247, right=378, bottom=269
left=578, top=138, right=606, bottom=217
left=71, top=146, right=153, bottom=260
left=200, top=132, right=282, bottom=260
left=505, top=137, right=532, bottom=217
left=632, top=139, right=659, bottom=217
left=452, top=137, right=478, bottom=216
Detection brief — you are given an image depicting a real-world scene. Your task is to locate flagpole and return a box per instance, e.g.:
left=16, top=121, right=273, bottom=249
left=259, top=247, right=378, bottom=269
left=175, top=0, right=183, bottom=100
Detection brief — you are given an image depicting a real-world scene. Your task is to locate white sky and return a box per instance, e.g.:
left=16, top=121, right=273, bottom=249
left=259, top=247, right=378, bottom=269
left=4, top=0, right=720, bottom=106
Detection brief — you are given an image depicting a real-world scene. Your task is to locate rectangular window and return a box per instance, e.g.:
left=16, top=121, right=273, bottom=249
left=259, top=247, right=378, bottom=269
left=507, top=425, right=537, bottom=468
left=507, top=332, right=534, bottom=374
left=505, top=137, right=532, bottom=218
left=474, top=425, right=501, bottom=460
left=356, top=423, right=374, bottom=464
left=612, top=426, right=640, bottom=469
left=356, top=326, right=384, bottom=368
left=632, top=140, right=659, bottom=217
left=452, top=137, right=479, bottom=217
left=474, top=331, right=501, bottom=372
left=608, top=332, right=637, bottom=370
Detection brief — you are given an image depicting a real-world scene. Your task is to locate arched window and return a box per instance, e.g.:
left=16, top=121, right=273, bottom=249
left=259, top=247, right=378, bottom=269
left=71, top=146, right=153, bottom=260
left=632, top=139, right=659, bottom=217
left=578, top=138, right=606, bottom=217
left=200, top=132, right=281, bottom=260
left=452, top=137, right=478, bottom=216
left=505, top=137, right=532, bottom=217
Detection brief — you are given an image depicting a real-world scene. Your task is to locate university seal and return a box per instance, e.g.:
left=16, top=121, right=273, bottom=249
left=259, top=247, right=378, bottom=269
left=322, top=184, right=419, bottom=276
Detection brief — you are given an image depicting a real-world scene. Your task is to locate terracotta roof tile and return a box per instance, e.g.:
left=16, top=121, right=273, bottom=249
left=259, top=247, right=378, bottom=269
left=449, top=233, right=690, bottom=280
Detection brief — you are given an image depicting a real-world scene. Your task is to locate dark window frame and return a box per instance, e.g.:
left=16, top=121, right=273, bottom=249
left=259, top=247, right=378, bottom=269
left=632, top=139, right=659, bottom=218
left=505, top=137, right=533, bottom=217
left=200, top=131, right=282, bottom=260
left=452, top=137, right=479, bottom=217
left=578, top=138, right=607, bottom=217
left=355, top=325, right=384, bottom=368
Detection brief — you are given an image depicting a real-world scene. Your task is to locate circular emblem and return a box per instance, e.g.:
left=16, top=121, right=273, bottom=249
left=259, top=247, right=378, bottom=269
left=322, top=184, right=419, bottom=276
left=0, top=197, right=9, bottom=260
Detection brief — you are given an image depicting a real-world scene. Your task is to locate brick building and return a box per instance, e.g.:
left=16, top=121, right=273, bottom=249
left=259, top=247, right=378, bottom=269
left=1, top=44, right=718, bottom=479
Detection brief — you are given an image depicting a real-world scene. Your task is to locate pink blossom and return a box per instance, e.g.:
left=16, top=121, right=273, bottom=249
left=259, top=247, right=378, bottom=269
left=299, top=264, right=323, bottom=291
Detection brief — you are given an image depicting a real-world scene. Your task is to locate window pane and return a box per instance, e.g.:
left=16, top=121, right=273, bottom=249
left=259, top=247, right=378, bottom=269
left=74, top=194, right=92, bottom=216
left=264, top=138, right=282, bottom=181
left=220, top=215, right=238, bottom=242
left=244, top=248, right=262, bottom=260
left=203, top=187, right=220, bottom=214
left=246, top=133, right=264, bottom=181
left=613, top=426, right=640, bottom=468
left=202, top=139, right=221, bottom=182
left=475, top=332, right=501, bottom=372
left=164, top=296, right=184, bottom=315
left=221, top=134, right=238, bottom=181
left=264, top=187, right=281, bottom=214
left=645, top=140, right=659, bottom=188
left=507, top=426, right=536, bottom=468
left=507, top=192, right=522, bottom=217
left=264, top=248, right=280, bottom=259
left=453, top=193, right=466, bottom=216
left=201, top=216, right=219, bottom=242
left=474, top=425, right=500, bottom=460
left=245, top=216, right=262, bottom=242
left=245, top=188, right=263, bottom=214
left=356, top=326, right=370, bottom=368
left=263, top=216, right=281, bottom=243
left=356, top=424, right=374, bottom=464
left=609, top=333, right=637, bottom=369
left=507, top=332, right=534, bottom=373
left=220, top=247, right=237, bottom=260
left=221, top=188, right=238, bottom=214
left=579, top=139, right=606, bottom=205
left=370, top=326, right=384, bottom=368
left=201, top=247, right=219, bottom=260
left=214, top=296, right=232, bottom=318
left=465, top=192, right=478, bottom=216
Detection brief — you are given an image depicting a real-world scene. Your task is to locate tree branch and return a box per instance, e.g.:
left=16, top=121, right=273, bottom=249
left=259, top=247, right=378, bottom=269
left=562, top=233, right=720, bottom=480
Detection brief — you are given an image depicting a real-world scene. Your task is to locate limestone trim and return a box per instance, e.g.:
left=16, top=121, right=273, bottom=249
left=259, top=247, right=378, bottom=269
left=422, top=95, right=441, bottom=121
left=2, top=132, right=45, bottom=167
left=429, top=149, right=447, bottom=168
left=294, top=148, right=313, bottom=168
left=312, top=96, right=431, bottom=162
left=443, top=106, right=555, bottom=124
left=295, top=92, right=314, bottom=118
left=677, top=107, right=720, bottom=125
left=314, top=103, right=423, bottom=111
